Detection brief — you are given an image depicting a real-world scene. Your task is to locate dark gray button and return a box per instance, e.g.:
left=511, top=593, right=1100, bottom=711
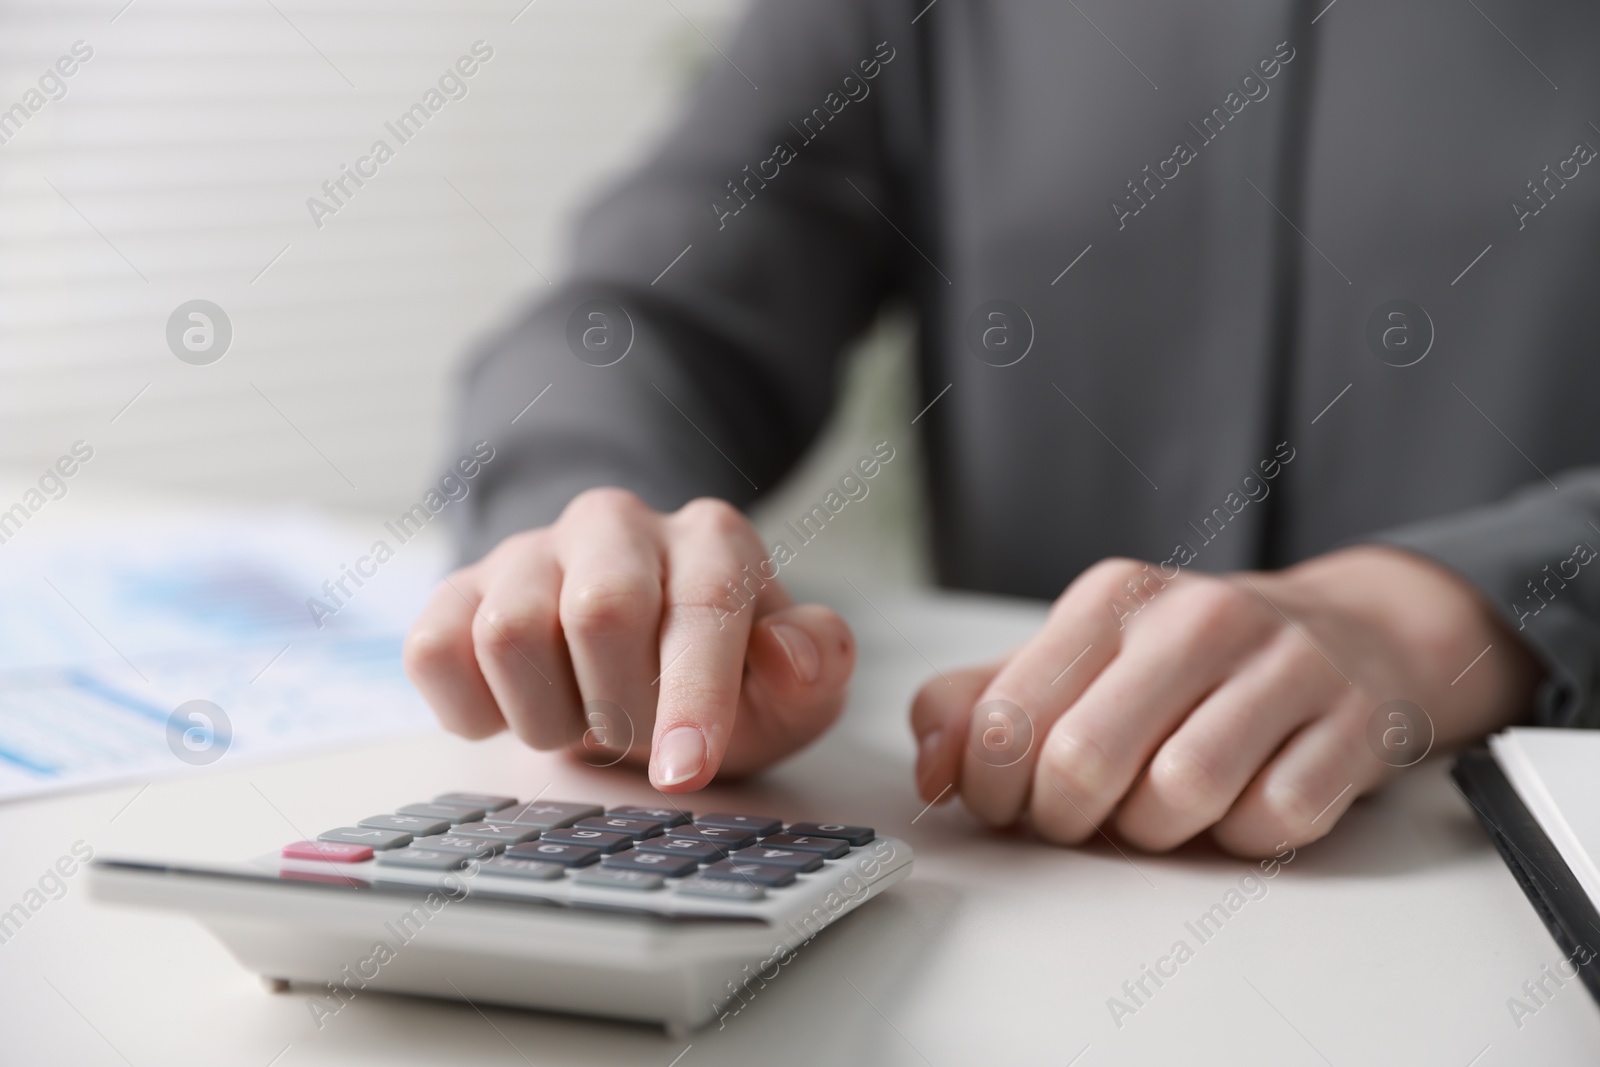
left=760, top=833, right=849, bottom=858
left=477, top=856, right=564, bottom=880
left=359, top=813, right=451, bottom=836
left=319, top=826, right=412, bottom=850
left=675, top=877, right=764, bottom=902
left=574, top=815, right=664, bottom=841
left=702, top=860, right=797, bottom=887
left=376, top=848, right=467, bottom=870
left=665, top=825, right=756, bottom=854
left=505, top=841, right=602, bottom=867
left=411, top=833, right=505, bottom=856
left=729, top=846, right=822, bottom=872
left=397, top=802, right=486, bottom=824
left=574, top=867, right=664, bottom=891
left=486, top=801, right=604, bottom=831
left=634, top=837, right=723, bottom=863
left=784, top=822, right=874, bottom=846
left=449, top=821, right=540, bottom=845
left=434, top=792, right=517, bottom=812
left=603, top=850, right=699, bottom=878
left=540, top=828, right=632, bottom=854
left=696, top=813, right=782, bottom=837
left=608, top=805, right=691, bottom=827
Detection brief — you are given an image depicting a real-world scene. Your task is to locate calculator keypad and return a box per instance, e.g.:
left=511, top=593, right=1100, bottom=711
left=291, top=793, right=881, bottom=910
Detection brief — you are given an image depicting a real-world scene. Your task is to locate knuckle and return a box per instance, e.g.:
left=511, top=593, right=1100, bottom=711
left=1071, top=556, right=1151, bottom=601
left=1176, top=579, right=1255, bottom=631
left=402, top=624, right=464, bottom=678
left=563, top=486, right=647, bottom=522
left=472, top=602, right=555, bottom=660
left=1146, top=746, right=1228, bottom=819
left=561, top=575, right=660, bottom=637
left=667, top=578, right=744, bottom=615
left=1039, top=728, right=1112, bottom=807
left=676, top=496, right=750, bottom=538
left=1257, top=781, right=1322, bottom=840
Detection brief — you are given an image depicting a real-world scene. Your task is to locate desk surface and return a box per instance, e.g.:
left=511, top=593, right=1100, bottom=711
left=3, top=585, right=1597, bottom=1066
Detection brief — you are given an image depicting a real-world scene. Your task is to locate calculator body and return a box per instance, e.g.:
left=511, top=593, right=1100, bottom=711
left=88, top=794, right=912, bottom=1036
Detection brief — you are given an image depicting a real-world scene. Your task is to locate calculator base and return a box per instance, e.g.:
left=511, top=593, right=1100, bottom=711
left=90, top=841, right=910, bottom=1035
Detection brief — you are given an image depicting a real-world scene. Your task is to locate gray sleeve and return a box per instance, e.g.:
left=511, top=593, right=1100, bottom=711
left=1370, top=469, right=1600, bottom=729
left=448, top=1, right=907, bottom=563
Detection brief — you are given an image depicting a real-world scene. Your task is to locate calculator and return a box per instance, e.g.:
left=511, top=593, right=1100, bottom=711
left=88, top=791, right=913, bottom=1036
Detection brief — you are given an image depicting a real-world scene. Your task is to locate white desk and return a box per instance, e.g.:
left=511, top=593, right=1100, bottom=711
left=3, top=586, right=1597, bottom=1066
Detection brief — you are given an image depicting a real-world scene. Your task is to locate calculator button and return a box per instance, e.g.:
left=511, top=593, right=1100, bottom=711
left=448, top=822, right=540, bottom=845
left=574, top=867, right=665, bottom=892
left=397, top=802, right=486, bottom=824
left=433, top=792, right=517, bottom=812
left=759, top=833, right=850, bottom=859
left=282, top=840, right=373, bottom=863
left=603, top=850, right=699, bottom=878
left=784, top=822, right=874, bottom=846
left=539, top=828, right=632, bottom=854
left=675, top=877, right=765, bottom=902
left=695, top=813, right=783, bottom=837
left=665, top=825, right=756, bottom=854
left=411, top=834, right=505, bottom=856
left=377, top=848, right=468, bottom=870
left=486, top=801, right=604, bottom=831
left=633, top=838, right=723, bottom=863
left=359, top=814, right=451, bottom=836
left=574, top=816, right=664, bottom=841
left=318, top=827, right=412, bottom=850
left=729, top=846, right=823, bottom=872
left=702, top=860, right=797, bottom=887
left=476, top=856, right=565, bottom=880
left=505, top=841, right=602, bottom=867
left=607, top=805, right=691, bottom=828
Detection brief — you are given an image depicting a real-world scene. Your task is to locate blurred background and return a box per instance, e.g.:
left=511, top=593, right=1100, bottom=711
left=1, top=0, right=926, bottom=583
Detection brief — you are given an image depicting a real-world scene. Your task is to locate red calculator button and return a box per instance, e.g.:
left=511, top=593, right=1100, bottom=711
left=282, top=840, right=373, bottom=863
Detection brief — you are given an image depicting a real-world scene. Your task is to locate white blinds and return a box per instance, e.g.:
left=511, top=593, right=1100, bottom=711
left=0, top=0, right=736, bottom=508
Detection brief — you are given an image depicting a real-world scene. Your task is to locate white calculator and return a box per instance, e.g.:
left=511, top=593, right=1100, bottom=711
left=88, top=791, right=913, bottom=1036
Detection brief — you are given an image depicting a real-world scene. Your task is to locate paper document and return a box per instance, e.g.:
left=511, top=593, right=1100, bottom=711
left=0, top=509, right=446, bottom=802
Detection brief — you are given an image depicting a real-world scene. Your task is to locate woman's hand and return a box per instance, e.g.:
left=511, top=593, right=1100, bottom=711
left=910, top=547, right=1541, bottom=856
left=404, top=489, right=855, bottom=790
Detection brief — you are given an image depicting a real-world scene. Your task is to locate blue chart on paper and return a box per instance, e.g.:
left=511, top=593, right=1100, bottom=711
left=0, top=511, right=443, bottom=801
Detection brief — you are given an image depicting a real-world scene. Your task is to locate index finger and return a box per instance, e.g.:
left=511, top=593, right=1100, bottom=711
left=650, top=499, right=788, bottom=790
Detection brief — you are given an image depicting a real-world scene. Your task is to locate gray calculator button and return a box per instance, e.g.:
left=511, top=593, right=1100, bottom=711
left=729, top=846, right=822, bottom=872
left=434, top=792, right=517, bottom=812
left=675, top=877, right=764, bottom=902
left=634, top=838, right=722, bottom=863
left=504, top=841, right=602, bottom=867
left=784, top=822, right=874, bottom=846
left=665, top=825, right=756, bottom=854
left=449, top=821, right=540, bottom=845
left=377, top=848, right=467, bottom=870
left=695, top=813, right=783, bottom=837
left=702, top=860, right=797, bottom=887
left=319, top=827, right=412, bottom=850
left=607, top=805, right=691, bottom=828
left=477, top=856, right=564, bottom=880
left=603, top=850, right=699, bottom=878
left=540, top=828, right=631, bottom=854
left=759, top=833, right=849, bottom=859
left=411, top=833, right=505, bottom=856
left=397, top=802, right=486, bottom=824
left=486, top=801, right=604, bottom=831
left=574, top=867, right=664, bottom=891
left=359, top=814, right=451, bottom=836
left=574, top=816, right=664, bottom=841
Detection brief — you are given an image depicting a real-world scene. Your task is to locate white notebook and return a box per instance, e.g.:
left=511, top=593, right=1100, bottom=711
left=1490, top=728, right=1600, bottom=906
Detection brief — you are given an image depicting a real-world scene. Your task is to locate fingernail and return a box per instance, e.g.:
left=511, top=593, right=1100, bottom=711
left=769, top=623, right=821, bottom=684
left=916, top=728, right=943, bottom=776
left=655, top=725, right=706, bottom=786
